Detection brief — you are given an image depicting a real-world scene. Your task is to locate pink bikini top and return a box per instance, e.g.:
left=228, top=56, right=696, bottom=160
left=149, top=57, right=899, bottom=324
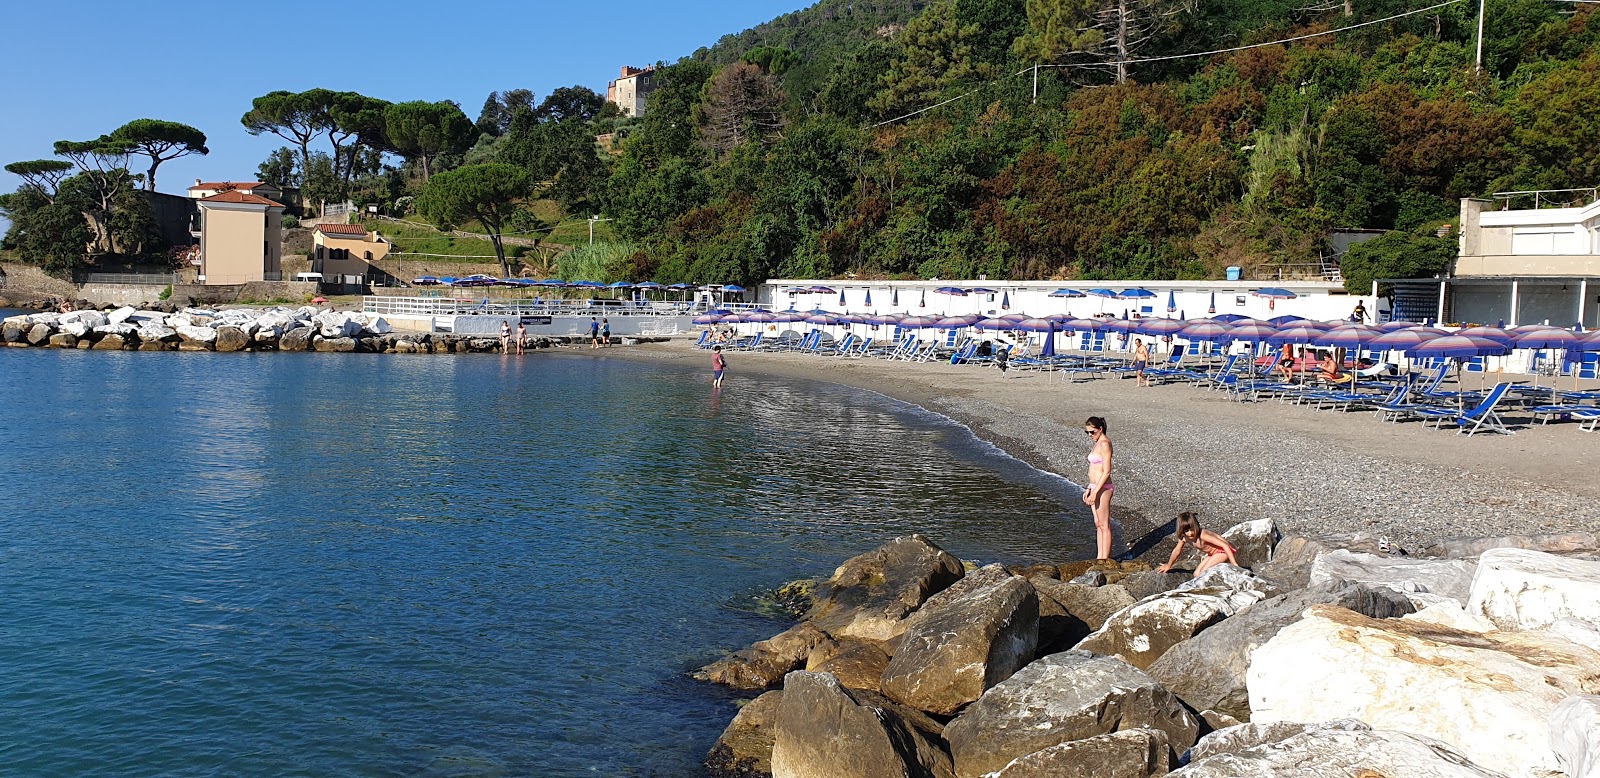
left=1087, top=454, right=1105, bottom=465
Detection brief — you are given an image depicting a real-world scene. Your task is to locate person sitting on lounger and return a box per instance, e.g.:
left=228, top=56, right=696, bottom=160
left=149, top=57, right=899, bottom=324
left=1158, top=512, right=1239, bottom=577
left=1318, top=352, right=1354, bottom=385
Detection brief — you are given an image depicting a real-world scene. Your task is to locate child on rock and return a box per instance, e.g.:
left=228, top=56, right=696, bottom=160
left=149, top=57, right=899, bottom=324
left=1157, top=512, right=1239, bottom=577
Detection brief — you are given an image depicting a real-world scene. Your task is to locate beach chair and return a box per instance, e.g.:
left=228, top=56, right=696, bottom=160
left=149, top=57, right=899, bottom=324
left=1399, top=381, right=1516, bottom=434
left=734, top=331, right=764, bottom=351
left=1576, top=408, right=1600, bottom=431
left=826, top=333, right=856, bottom=356
left=693, top=331, right=712, bottom=349
left=847, top=336, right=874, bottom=358
left=1142, top=345, right=1190, bottom=383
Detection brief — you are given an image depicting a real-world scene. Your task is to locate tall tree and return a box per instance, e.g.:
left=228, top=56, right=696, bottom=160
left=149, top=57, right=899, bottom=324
left=328, top=93, right=392, bottom=187
left=699, top=63, right=788, bottom=154
left=477, top=91, right=505, bottom=136
left=384, top=100, right=475, bottom=181
left=870, top=1, right=984, bottom=117
left=257, top=147, right=299, bottom=189
left=53, top=137, right=138, bottom=255
left=536, top=86, right=606, bottom=124
left=1015, top=0, right=1195, bottom=83
left=108, top=119, right=209, bottom=191
left=242, top=90, right=329, bottom=176
left=416, top=163, right=534, bottom=277
left=3, top=159, right=74, bottom=202
left=500, top=111, right=608, bottom=210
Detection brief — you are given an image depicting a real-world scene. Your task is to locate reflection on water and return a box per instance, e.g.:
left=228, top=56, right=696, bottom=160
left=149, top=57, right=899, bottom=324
left=0, top=349, right=1088, bottom=776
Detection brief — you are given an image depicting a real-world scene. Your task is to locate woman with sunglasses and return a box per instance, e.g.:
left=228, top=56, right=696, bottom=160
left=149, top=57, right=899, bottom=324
left=1082, top=416, right=1114, bottom=560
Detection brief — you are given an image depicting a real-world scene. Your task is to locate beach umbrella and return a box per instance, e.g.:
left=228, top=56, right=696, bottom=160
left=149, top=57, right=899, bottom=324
left=804, top=313, right=841, bottom=326
left=1457, top=326, right=1517, bottom=346
left=1378, top=320, right=1421, bottom=331
left=1102, top=317, right=1141, bottom=333
left=863, top=288, right=872, bottom=307
left=1011, top=317, right=1057, bottom=332
left=1001, top=290, right=1011, bottom=310
left=1061, top=317, right=1104, bottom=333
left=1514, top=327, right=1582, bottom=391
left=1182, top=317, right=1219, bottom=327
left=973, top=317, right=1010, bottom=332
left=1213, top=313, right=1249, bottom=323
left=692, top=313, right=726, bottom=325
left=1315, top=325, right=1384, bottom=350
left=1225, top=324, right=1278, bottom=344
left=839, top=288, right=847, bottom=307
left=1044, top=313, right=1074, bottom=323
left=1050, top=289, right=1087, bottom=299
left=969, top=287, right=998, bottom=295
left=744, top=310, right=776, bottom=323
left=1087, top=289, right=1120, bottom=298
left=936, top=314, right=982, bottom=329
left=412, top=276, right=440, bottom=286
left=1180, top=322, right=1232, bottom=343
left=1251, top=286, right=1297, bottom=314
left=1040, top=324, right=1057, bottom=358
left=1267, top=326, right=1327, bottom=346
left=1411, top=335, right=1511, bottom=359
left=1119, top=288, right=1157, bottom=300
left=866, top=312, right=904, bottom=325
left=1267, top=315, right=1304, bottom=326
left=1137, top=318, right=1188, bottom=337
left=1207, top=291, right=1217, bottom=314
left=722, top=284, right=746, bottom=293
left=809, top=286, right=837, bottom=294
left=773, top=309, right=809, bottom=323
left=1369, top=329, right=1442, bottom=351
left=1166, top=290, right=1177, bottom=314
left=900, top=315, right=941, bottom=329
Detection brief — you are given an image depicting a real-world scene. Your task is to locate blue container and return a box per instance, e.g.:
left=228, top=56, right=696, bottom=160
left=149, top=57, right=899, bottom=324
left=1225, top=266, right=1242, bottom=281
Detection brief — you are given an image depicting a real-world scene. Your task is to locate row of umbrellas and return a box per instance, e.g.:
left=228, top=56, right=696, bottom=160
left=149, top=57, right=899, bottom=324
left=776, top=285, right=1279, bottom=312
left=413, top=275, right=748, bottom=292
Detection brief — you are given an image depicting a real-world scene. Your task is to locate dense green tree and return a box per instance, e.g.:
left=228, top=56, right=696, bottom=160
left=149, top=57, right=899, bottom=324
left=1505, top=53, right=1600, bottom=191
left=1340, top=229, right=1456, bottom=294
left=536, top=86, right=606, bottom=123
left=107, top=119, right=208, bottom=191
left=870, top=1, right=984, bottom=117
left=3, top=160, right=74, bottom=201
left=242, top=90, right=332, bottom=176
left=499, top=110, right=608, bottom=211
left=416, top=163, right=535, bottom=276
left=53, top=137, right=139, bottom=255
left=256, top=147, right=299, bottom=190
left=384, top=100, right=475, bottom=181
left=956, top=0, right=1030, bottom=64
left=12, top=199, right=95, bottom=274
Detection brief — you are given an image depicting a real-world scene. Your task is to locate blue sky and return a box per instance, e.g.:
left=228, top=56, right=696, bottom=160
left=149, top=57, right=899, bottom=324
left=0, top=0, right=803, bottom=204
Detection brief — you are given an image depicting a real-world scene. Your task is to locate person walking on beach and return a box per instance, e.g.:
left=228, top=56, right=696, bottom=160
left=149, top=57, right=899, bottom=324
left=499, top=320, right=511, bottom=353
left=1158, top=512, right=1239, bottom=577
left=711, top=345, right=727, bottom=387
left=1082, top=416, right=1115, bottom=560
left=1132, top=338, right=1151, bottom=387
left=516, top=322, right=527, bottom=355
left=601, top=318, right=611, bottom=347
left=589, top=317, right=600, bottom=349
left=1350, top=301, right=1368, bottom=323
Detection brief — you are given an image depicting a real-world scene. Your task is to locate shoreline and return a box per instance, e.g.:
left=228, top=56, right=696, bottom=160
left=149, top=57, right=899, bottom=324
left=606, top=341, right=1600, bottom=556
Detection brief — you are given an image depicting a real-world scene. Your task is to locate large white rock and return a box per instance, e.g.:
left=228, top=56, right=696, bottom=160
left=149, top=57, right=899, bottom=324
left=94, top=323, right=136, bottom=337
left=1220, top=519, right=1279, bottom=569
left=60, top=322, right=92, bottom=338
left=1403, top=601, right=1497, bottom=633
left=25, top=312, right=62, bottom=326
left=176, top=324, right=217, bottom=344
left=126, top=310, right=165, bottom=324
left=1551, top=619, right=1600, bottom=653
left=314, top=312, right=361, bottom=339
left=1075, top=565, right=1278, bottom=670
left=1172, top=727, right=1511, bottom=777
left=165, top=314, right=192, bottom=328
left=1309, top=548, right=1478, bottom=601
left=1249, top=604, right=1600, bottom=777
left=360, top=314, right=392, bottom=334
left=1552, top=695, right=1600, bottom=778
left=1469, top=548, right=1600, bottom=631
left=106, top=306, right=137, bottom=325
left=137, top=324, right=177, bottom=342
left=60, top=310, right=108, bottom=328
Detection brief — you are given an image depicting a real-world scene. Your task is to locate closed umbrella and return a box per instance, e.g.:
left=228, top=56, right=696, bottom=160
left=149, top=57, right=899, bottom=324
left=892, top=288, right=899, bottom=307
left=864, top=288, right=872, bottom=307
left=1166, top=289, right=1177, bottom=314
left=1040, top=324, right=1057, bottom=358
left=1207, top=291, right=1217, bottom=314
left=839, top=288, right=847, bottom=307
left=1001, top=290, right=1011, bottom=310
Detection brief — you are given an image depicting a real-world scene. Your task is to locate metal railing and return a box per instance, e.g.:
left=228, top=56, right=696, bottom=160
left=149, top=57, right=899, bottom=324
left=1491, top=187, right=1600, bottom=210
left=83, top=273, right=178, bottom=286
left=362, top=296, right=749, bottom=317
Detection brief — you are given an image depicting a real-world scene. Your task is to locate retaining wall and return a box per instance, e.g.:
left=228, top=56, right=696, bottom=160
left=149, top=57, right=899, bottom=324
left=170, top=282, right=319, bottom=305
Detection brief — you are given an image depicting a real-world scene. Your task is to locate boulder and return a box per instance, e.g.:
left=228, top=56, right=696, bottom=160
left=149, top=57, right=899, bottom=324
left=707, top=690, right=783, bottom=778
left=1254, top=532, right=1389, bottom=590
left=214, top=325, right=249, bottom=352
left=177, top=341, right=213, bottom=351
left=314, top=336, right=357, bottom=353
left=315, top=312, right=362, bottom=339
left=1404, top=600, right=1498, bottom=632
left=60, top=310, right=108, bottom=328
left=984, top=729, right=1170, bottom=778
left=94, top=323, right=136, bottom=337
left=1551, top=695, right=1600, bottom=778
left=880, top=571, right=1038, bottom=716
left=1067, top=569, right=1107, bottom=586
left=106, top=306, right=136, bottom=325
left=1171, top=727, right=1511, bottom=777
left=60, top=321, right=92, bottom=338
left=1147, top=582, right=1414, bottom=720
left=1075, top=565, right=1279, bottom=671
left=1057, top=559, right=1150, bottom=586
left=1468, top=548, right=1600, bottom=631
left=138, top=325, right=177, bottom=343
left=394, top=339, right=418, bottom=354
left=138, top=341, right=171, bottom=351
left=770, top=671, right=954, bottom=778
left=696, top=623, right=832, bottom=692
left=176, top=324, right=217, bottom=344
left=47, top=332, right=77, bottom=348
left=356, top=313, right=393, bottom=334
left=943, top=651, right=1198, bottom=778
left=91, top=333, right=127, bottom=350
left=1424, top=532, right=1600, bottom=560
left=2, top=321, right=24, bottom=342
left=1219, top=519, right=1279, bottom=569
left=1031, top=578, right=1136, bottom=653
left=280, top=327, right=312, bottom=352
left=806, top=639, right=890, bottom=693
left=1552, top=618, right=1600, bottom=653
left=27, top=323, right=52, bottom=345
left=1309, top=548, right=1477, bottom=601
left=1248, top=604, right=1600, bottom=777
left=1185, top=718, right=1371, bottom=764
left=805, top=536, right=965, bottom=643
left=1119, top=570, right=1193, bottom=601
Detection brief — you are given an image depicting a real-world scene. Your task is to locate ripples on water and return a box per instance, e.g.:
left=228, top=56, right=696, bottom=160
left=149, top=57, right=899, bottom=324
left=0, top=348, right=1090, bottom=776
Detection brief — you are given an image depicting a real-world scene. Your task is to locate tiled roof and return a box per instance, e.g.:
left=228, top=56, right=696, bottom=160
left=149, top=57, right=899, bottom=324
left=200, top=190, right=285, bottom=208
left=315, top=223, right=368, bottom=235
left=192, top=181, right=268, bottom=190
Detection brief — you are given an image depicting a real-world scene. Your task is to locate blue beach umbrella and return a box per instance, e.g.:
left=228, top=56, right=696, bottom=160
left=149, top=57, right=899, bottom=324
left=1314, top=325, right=1384, bottom=350
left=1120, top=288, right=1157, bottom=300
left=1208, top=291, right=1217, bottom=314
left=1214, top=313, right=1247, bottom=323
left=809, top=286, right=837, bottom=294
left=968, top=287, right=998, bottom=295
left=1049, top=289, right=1087, bottom=299
left=1457, top=326, right=1517, bottom=346
left=1180, top=322, right=1232, bottom=343
left=864, top=288, right=873, bottom=307
left=1040, top=324, right=1057, bottom=358
left=1087, top=289, right=1120, bottom=298
left=722, top=284, right=746, bottom=293
left=1001, top=291, right=1011, bottom=310
left=1410, top=335, right=1510, bottom=359
left=1136, top=319, right=1187, bottom=337
left=936, top=314, right=982, bottom=329
left=1166, top=290, right=1177, bottom=314
left=1252, top=287, right=1298, bottom=299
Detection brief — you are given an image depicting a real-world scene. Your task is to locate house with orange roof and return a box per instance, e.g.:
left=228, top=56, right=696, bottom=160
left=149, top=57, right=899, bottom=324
left=196, top=190, right=286, bottom=285
left=312, top=223, right=391, bottom=289
left=186, top=179, right=285, bottom=202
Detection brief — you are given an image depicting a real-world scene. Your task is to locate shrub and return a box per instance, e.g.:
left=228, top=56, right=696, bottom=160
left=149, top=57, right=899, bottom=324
left=158, top=284, right=172, bottom=301
left=282, top=215, right=300, bottom=229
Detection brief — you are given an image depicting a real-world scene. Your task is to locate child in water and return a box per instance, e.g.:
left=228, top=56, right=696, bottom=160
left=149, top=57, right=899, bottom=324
left=1157, top=512, right=1239, bottom=577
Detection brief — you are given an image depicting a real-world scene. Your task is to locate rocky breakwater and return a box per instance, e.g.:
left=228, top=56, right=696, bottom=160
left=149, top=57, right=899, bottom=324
left=1, top=305, right=564, bottom=354
left=697, top=527, right=1600, bottom=778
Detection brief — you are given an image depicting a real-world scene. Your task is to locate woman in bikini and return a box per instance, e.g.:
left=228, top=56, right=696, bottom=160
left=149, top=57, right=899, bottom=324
left=1082, top=416, right=1115, bottom=560
left=1158, top=512, right=1240, bottom=577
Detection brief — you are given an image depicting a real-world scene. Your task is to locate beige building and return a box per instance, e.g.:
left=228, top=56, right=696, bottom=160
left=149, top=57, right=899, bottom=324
left=197, top=191, right=285, bottom=285
left=606, top=66, right=658, bottom=118
left=312, top=223, right=390, bottom=287
left=187, top=180, right=285, bottom=202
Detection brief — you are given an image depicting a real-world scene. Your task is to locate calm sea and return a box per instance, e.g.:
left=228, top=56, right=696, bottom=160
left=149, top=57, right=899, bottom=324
left=0, top=347, right=1089, bottom=776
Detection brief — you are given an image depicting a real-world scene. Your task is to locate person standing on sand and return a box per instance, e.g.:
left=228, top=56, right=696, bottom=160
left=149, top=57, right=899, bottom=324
left=516, top=322, right=527, bottom=355
left=1132, top=338, right=1151, bottom=387
left=589, top=317, right=600, bottom=349
left=1082, top=416, right=1115, bottom=560
left=500, top=321, right=511, bottom=353
left=601, top=318, right=611, bottom=347
left=711, top=345, right=727, bottom=387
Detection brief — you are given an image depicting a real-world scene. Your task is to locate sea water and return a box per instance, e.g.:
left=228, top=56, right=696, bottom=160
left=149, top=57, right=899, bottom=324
left=0, top=348, right=1089, bottom=776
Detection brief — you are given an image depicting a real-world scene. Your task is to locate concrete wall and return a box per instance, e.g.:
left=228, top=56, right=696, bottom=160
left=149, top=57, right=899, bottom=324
left=79, top=283, right=166, bottom=306
left=170, top=281, right=317, bottom=305
left=0, top=262, right=78, bottom=298
left=409, top=313, right=695, bottom=337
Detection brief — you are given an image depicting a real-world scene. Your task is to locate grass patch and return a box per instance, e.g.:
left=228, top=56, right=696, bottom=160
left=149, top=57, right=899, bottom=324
left=364, top=219, right=501, bottom=259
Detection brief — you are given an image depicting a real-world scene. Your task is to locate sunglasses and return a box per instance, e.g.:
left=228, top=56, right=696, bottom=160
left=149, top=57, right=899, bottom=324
left=1084, top=429, right=1097, bottom=436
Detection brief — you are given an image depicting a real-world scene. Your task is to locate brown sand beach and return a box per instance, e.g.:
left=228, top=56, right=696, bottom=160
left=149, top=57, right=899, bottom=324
left=612, top=341, right=1600, bottom=557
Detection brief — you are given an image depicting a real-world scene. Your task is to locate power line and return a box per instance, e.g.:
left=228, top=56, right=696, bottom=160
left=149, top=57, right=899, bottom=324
left=872, top=0, right=1469, bottom=127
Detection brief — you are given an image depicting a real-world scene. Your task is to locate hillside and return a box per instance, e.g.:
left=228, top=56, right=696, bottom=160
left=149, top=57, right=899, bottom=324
left=691, top=0, right=931, bottom=98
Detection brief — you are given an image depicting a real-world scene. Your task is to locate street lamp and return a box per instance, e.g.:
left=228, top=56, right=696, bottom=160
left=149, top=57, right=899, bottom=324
left=588, top=215, right=614, bottom=245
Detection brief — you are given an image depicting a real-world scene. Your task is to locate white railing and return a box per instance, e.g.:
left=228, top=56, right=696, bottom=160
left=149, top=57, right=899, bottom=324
left=364, top=297, right=696, bottom=317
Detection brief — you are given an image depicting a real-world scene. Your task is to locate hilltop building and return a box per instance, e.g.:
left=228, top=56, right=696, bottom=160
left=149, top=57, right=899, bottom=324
left=312, top=223, right=391, bottom=291
left=1383, top=190, right=1600, bottom=327
left=606, top=66, right=658, bottom=118
left=195, top=190, right=286, bottom=285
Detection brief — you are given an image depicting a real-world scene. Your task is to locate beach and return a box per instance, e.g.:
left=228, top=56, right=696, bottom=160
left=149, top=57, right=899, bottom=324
left=618, top=341, right=1600, bottom=555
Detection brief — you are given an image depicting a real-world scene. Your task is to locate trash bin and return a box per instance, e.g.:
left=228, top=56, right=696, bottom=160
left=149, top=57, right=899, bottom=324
left=1225, top=266, right=1242, bottom=281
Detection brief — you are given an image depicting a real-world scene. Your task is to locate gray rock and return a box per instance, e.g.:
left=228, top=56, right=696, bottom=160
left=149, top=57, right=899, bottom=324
left=1309, top=548, right=1477, bottom=601
left=91, top=333, right=127, bottom=350
left=1550, top=695, right=1600, bottom=778
left=944, top=651, right=1198, bottom=778
left=214, top=325, right=249, bottom=352
left=60, top=321, right=92, bottom=338
left=805, top=535, right=965, bottom=643
left=1423, top=532, right=1600, bottom=560
left=138, top=325, right=177, bottom=342
left=707, top=690, right=783, bottom=778
left=1120, top=570, right=1192, bottom=600
left=770, top=671, right=954, bottom=778
left=47, top=332, right=77, bottom=348
left=94, top=323, right=136, bottom=337
left=806, top=638, right=891, bottom=693
left=176, top=324, right=217, bottom=344
left=314, top=336, right=357, bottom=353
left=1220, top=519, right=1279, bottom=569
left=880, top=571, right=1038, bottom=716
left=2, top=321, right=24, bottom=342
left=1068, top=570, right=1107, bottom=586
left=1255, top=533, right=1392, bottom=590
left=1185, top=719, right=1370, bottom=764
left=280, top=327, right=312, bottom=352
left=1170, top=728, right=1510, bottom=777
left=696, top=623, right=831, bottom=692
left=986, top=729, right=1170, bottom=778
left=27, top=323, right=53, bottom=345
left=1031, top=578, right=1136, bottom=654
left=1074, top=565, right=1279, bottom=671
left=1147, top=582, right=1414, bottom=720
left=106, top=306, right=136, bottom=325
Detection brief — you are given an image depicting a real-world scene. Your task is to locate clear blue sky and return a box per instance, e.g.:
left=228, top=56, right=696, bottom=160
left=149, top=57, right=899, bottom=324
left=0, top=0, right=803, bottom=205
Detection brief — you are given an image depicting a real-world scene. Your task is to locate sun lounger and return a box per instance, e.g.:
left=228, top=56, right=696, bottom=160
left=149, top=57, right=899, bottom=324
left=1393, top=381, right=1515, bottom=434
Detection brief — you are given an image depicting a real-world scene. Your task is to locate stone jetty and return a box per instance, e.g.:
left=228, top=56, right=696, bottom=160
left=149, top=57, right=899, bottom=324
left=699, top=529, right=1600, bottom=778
left=2, top=304, right=617, bottom=354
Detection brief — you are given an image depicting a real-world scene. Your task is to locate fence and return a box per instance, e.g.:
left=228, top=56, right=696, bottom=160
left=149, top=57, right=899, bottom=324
left=321, top=201, right=358, bottom=220
left=363, top=296, right=770, bottom=318
left=83, top=273, right=178, bottom=286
